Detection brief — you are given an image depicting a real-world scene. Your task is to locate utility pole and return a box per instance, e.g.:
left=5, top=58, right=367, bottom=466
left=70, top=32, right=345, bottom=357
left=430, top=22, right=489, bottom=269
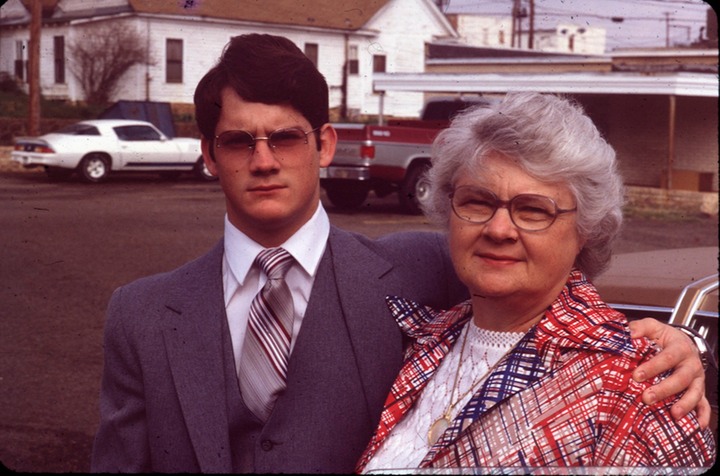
left=512, top=0, right=528, bottom=49
left=528, top=0, right=535, bottom=49
left=664, top=12, right=671, bottom=48
left=512, top=0, right=519, bottom=48
left=28, top=0, right=41, bottom=136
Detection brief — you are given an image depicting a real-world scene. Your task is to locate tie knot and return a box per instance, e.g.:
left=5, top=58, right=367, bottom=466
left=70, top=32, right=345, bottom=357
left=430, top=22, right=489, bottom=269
left=255, top=247, right=293, bottom=280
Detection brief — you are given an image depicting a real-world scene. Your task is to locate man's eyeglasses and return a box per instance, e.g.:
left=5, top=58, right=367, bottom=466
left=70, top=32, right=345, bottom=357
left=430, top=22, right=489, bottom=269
left=214, top=127, right=320, bottom=159
left=449, top=186, right=577, bottom=232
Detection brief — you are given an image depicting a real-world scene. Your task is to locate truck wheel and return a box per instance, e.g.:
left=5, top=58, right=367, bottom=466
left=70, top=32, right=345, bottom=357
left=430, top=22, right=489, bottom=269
left=399, top=162, right=431, bottom=215
left=324, top=182, right=369, bottom=209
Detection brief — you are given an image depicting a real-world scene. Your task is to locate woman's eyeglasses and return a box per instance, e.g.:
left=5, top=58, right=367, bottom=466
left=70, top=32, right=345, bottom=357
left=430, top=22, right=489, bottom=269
left=449, top=185, right=577, bottom=231
left=214, top=127, right=320, bottom=159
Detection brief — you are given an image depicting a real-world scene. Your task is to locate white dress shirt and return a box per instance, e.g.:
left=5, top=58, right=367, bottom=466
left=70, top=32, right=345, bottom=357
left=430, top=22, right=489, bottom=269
left=222, top=204, right=330, bottom=375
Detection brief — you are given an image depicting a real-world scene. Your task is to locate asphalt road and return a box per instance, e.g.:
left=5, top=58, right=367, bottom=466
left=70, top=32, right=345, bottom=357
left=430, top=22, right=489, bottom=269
left=1, top=170, right=718, bottom=472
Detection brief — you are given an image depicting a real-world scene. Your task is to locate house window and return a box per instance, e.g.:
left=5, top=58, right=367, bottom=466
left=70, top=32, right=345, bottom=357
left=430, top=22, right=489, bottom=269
left=15, top=40, right=26, bottom=82
left=166, top=39, right=183, bottom=83
left=304, top=43, right=318, bottom=67
left=348, top=45, right=359, bottom=75
left=373, top=54, right=386, bottom=73
left=498, top=30, right=506, bottom=45
left=54, top=36, right=65, bottom=84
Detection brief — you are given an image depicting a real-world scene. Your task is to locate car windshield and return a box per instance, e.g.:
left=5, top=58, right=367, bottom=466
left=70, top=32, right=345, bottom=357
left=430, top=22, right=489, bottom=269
left=56, top=124, right=101, bottom=136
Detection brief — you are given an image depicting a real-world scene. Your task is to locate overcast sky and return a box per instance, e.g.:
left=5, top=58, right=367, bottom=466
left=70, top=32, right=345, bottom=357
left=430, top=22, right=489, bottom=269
left=443, top=0, right=714, bottom=50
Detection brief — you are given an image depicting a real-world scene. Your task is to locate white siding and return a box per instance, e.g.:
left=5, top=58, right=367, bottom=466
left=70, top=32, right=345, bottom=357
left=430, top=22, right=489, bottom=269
left=0, top=30, right=26, bottom=84
left=0, top=0, right=456, bottom=119
left=455, top=15, right=513, bottom=48
left=0, top=0, right=30, bottom=21
left=361, top=0, right=454, bottom=117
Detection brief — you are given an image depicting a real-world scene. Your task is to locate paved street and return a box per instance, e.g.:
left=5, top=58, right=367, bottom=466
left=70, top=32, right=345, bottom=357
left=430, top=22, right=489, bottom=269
left=1, top=170, right=717, bottom=472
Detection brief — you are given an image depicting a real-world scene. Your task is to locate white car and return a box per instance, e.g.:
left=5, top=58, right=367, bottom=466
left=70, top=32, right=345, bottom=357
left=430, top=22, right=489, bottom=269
left=11, top=119, right=215, bottom=182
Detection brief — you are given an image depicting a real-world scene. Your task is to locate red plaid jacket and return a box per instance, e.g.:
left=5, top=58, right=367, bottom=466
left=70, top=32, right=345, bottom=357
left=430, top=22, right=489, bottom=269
left=356, top=270, right=715, bottom=472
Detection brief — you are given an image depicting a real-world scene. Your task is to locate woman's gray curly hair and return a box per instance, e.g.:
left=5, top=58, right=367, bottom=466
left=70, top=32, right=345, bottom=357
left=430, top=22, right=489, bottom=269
left=422, top=92, right=624, bottom=279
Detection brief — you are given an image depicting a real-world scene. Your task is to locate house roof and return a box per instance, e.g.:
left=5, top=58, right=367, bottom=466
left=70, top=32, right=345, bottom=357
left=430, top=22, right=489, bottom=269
left=8, top=0, right=393, bottom=31
left=428, top=42, right=596, bottom=60
left=127, top=0, right=391, bottom=30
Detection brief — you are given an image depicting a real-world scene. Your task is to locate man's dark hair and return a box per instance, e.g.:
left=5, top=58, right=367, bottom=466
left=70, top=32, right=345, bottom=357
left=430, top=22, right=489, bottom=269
left=194, top=34, right=329, bottom=149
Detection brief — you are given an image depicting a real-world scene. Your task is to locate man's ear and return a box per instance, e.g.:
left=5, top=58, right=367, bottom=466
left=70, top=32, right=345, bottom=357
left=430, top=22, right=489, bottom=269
left=318, top=124, right=337, bottom=168
left=200, top=137, right=218, bottom=176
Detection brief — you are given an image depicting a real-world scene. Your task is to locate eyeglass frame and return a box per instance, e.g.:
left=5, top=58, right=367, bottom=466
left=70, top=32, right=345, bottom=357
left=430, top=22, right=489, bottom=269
left=212, top=126, right=322, bottom=159
left=449, top=185, right=578, bottom=232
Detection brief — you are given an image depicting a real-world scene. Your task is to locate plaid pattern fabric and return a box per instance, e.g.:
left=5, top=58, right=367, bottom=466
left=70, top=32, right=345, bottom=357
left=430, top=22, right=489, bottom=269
left=356, top=270, right=716, bottom=472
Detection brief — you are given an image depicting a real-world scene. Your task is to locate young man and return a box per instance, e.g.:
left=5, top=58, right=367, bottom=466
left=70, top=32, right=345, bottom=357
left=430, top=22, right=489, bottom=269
left=91, top=34, right=708, bottom=473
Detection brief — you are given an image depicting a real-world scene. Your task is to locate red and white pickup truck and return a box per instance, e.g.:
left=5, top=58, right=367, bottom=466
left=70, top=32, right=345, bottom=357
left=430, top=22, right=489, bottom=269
left=322, top=97, right=493, bottom=214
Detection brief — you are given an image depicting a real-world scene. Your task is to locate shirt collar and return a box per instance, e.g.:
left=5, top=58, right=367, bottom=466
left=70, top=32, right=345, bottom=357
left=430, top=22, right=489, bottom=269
left=223, top=203, right=330, bottom=287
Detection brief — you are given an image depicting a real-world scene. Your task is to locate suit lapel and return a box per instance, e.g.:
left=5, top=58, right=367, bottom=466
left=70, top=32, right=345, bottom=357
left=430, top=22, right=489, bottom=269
left=326, top=228, right=407, bottom=417
left=161, top=241, right=233, bottom=473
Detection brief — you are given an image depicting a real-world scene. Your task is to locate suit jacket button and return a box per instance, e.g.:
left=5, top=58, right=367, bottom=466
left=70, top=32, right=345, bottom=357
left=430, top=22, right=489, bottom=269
left=261, top=440, right=274, bottom=451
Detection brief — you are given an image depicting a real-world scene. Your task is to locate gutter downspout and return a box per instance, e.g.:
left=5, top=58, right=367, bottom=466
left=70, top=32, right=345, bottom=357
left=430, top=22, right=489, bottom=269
left=378, top=91, right=385, bottom=126
left=341, top=34, right=348, bottom=120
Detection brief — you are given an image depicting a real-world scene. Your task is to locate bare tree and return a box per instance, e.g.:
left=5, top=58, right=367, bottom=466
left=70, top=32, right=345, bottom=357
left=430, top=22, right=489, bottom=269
left=68, top=22, right=151, bottom=106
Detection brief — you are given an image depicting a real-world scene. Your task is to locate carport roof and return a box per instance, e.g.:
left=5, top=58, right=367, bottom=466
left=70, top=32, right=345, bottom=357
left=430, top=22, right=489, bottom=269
left=373, top=71, right=719, bottom=98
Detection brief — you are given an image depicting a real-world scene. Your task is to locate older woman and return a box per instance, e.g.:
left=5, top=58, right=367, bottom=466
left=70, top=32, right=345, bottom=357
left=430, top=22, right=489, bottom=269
left=357, top=92, right=715, bottom=472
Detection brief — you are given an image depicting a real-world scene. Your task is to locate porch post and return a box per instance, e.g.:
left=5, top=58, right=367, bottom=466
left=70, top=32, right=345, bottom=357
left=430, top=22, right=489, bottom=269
left=666, top=94, right=677, bottom=190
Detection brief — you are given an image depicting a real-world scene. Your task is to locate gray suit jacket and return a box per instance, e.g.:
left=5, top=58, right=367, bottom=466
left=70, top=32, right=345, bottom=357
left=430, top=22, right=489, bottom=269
left=91, top=227, right=467, bottom=473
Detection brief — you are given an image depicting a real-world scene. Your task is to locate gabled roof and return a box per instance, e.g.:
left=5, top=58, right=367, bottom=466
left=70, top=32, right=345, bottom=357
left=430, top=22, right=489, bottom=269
left=20, top=0, right=60, bottom=17
left=8, top=0, right=393, bottom=31
left=126, top=0, right=390, bottom=30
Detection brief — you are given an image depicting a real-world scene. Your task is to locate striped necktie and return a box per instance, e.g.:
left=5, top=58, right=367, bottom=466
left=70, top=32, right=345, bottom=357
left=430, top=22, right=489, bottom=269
left=238, top=247, right=295, bottom=422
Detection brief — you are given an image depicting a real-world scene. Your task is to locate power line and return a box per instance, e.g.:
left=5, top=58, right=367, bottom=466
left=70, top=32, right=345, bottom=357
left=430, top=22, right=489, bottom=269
left=446, top=0, right=710, bottom=49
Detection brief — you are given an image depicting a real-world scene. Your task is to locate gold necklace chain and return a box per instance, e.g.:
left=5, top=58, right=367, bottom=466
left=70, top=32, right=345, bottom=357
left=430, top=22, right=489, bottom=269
left=427, top=323, right=520, bottom=446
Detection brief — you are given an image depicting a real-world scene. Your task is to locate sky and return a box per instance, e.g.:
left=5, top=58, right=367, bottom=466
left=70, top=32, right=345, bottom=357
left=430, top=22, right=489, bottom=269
left=443, top=0, right=714, bottom=50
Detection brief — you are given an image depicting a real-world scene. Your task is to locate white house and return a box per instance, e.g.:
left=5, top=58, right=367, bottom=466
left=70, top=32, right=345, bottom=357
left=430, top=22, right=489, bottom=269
left=446, top=13, right=607, bottom=55
left=0, top=0, right=458, bottom=119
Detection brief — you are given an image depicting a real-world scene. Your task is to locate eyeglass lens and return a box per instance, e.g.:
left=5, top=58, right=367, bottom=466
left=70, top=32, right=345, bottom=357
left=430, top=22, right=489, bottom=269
left=451, top=187, right=560, bottom=231
left=215, top=128, right=311, bottom=155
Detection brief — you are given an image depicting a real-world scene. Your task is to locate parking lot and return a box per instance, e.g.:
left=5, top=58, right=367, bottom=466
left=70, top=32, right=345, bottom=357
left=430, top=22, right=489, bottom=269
left=1, top=166, right=718, bottom=472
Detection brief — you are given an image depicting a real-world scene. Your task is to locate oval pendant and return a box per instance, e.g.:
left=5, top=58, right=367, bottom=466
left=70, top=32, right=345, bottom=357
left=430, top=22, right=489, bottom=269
left=428, top=417, right=450, bottom=445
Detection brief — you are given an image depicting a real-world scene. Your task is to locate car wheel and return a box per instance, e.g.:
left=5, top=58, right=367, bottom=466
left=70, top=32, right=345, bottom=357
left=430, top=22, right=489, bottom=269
left=45, top=166, right=73, bottom=181
left=399, top=162, right=431, bottom=215
left=78, top=154, right=110, bottom=183
left=194, top=158, right=217, bottom=181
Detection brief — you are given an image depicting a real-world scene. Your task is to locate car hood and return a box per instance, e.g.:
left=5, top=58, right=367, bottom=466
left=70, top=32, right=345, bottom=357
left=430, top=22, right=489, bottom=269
left=592, top=246, right=718, bottom=309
